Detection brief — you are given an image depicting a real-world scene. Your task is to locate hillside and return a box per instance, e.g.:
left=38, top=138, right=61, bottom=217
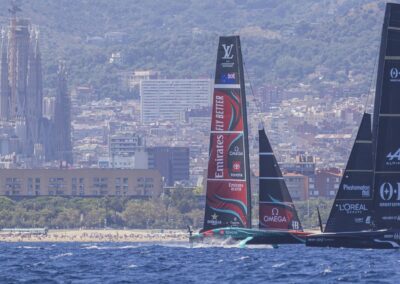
left=0, top=0, right=394, bottom=98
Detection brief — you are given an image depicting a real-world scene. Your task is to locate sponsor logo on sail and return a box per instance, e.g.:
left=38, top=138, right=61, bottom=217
left=337, top=203, right=368, bottom=214
left=207, top=213, right=222, bottom=226
left=214, top=134, right=224, bottom=178
left=379, top=182, right=400, bottom=207
left=221, top=44, right=235, bottom=68
left=232, top=161, right=241, bottom=172
left=343, top=184, right=370, bottom=197
left=214, top=95, right=224, bottom=131
left=229, top=146, right=243, bottom=156
left=222, top=44, right=234, bottom=59
left=390, top=67, right=400, bottom=82
left=386, top=148, right=400, bottom=166
left=220, top=73, right=236, bottom=84
left=230, top=216, right=241, bottom=226
left=380, top=182, right=394, bottom=201
left=228, top=182, right=243, bottom=192
left=354, top=217, right=364, bottom=224
left=263, top=208, right=287, bottom=223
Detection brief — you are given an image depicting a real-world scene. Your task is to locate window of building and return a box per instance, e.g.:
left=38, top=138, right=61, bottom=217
left=93, top=177, right=108, bottom=195
left=5, top=177, right=22, bottom=195
left=48, top=177, right=66, bottom=195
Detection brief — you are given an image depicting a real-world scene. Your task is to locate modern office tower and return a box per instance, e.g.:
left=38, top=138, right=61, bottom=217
left=140, top=79, right=212, bottom=124
left=147, top=147, right=190, bottom=186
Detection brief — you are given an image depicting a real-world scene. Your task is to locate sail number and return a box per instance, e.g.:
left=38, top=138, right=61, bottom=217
left=380, top=182, right=400, bottom=201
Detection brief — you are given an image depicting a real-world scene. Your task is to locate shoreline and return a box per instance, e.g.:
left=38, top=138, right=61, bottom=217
left=0, top=229, right=189, bottom=243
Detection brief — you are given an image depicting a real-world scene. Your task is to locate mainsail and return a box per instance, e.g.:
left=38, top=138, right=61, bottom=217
left=203, top=36, right=252, bottom=231
left=258, top=128, right=303, bottom=231
left=324, top=113, right=373, bottom=232
left=372, top=3, right=400, bottom=230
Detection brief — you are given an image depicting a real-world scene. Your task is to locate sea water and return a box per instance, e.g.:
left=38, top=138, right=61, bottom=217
left=0, top=242, right=398, bottom=283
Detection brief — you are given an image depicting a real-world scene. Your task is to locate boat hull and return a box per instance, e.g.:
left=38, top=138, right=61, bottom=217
left=190, top=227, right=310, bottom=245
left=306, top=230, right=400, bottom=249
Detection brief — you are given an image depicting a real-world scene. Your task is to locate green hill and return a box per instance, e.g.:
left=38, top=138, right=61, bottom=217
left=0, top=0, right=393, bottom=98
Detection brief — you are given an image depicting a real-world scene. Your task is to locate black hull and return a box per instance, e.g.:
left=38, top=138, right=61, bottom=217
left=247, top=231, right=307, bottom=245
left=306, top=230, right=400, bottom=249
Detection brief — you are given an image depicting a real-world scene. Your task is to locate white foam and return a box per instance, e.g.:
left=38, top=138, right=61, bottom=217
left=128, top=264, right=138, bottom=268
left=272, top=262, right=286, bottom=268
left=50, top=252, right=73, bottom=259
left=17, top=246, right=41, bottom=249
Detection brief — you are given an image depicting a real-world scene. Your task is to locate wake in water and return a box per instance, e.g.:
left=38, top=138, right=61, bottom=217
left=81, top=244, right=139, bottom=250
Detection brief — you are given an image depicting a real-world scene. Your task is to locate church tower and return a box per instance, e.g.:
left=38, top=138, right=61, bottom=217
left=53, top=61, right=73, bottom=164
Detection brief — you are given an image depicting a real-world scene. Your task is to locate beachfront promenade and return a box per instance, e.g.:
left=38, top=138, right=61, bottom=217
left=0, top=229, right=188, bottom=243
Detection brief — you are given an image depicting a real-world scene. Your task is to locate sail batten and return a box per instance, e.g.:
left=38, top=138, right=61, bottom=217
left=202, top=36, right=252, bottom=231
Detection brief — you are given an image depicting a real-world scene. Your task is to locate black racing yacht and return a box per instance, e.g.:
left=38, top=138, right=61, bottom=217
left=307, top=3, right=400, bottom=249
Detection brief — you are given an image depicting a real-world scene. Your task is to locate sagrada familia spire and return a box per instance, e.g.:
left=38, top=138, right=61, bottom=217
left=0, top=2, right=72, bottom=165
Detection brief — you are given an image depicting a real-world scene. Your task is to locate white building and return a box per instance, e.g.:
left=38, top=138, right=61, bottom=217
left=108, top=133, right=148, bottom=169
left=140, top=79, right=213, bottom=124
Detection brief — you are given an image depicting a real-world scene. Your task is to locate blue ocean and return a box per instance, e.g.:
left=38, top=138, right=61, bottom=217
left=0, top=242, right=398, bottom=283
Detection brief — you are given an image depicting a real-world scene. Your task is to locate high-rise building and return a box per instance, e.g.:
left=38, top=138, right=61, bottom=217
left=147, top=147, right=190, bottom=186
left=140, top=79, right=212, bottom=124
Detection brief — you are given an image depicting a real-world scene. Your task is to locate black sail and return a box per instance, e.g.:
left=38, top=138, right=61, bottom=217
left=258, top=128, right=303, bottom=231
left=324, top=113, right=373, bottom=233
left=372, top=3, right=400, bottom=230
left=202, top=36, right=252, bottom=231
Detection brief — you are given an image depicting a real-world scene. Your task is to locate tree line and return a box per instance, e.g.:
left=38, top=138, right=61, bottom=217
left=0, top=188, right=333, bottom=230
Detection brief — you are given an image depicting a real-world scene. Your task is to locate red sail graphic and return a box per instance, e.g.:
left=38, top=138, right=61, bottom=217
left=203, top=36, right=251, bottom=231
left=211, top=89, right=243, bottom=132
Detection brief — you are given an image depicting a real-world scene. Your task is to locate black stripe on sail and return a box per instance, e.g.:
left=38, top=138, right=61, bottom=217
left=258, top=128, right=303, bottom=231
left=372, top=3, right=400, bottom=230
left=325, top=113, right=373, bottom=233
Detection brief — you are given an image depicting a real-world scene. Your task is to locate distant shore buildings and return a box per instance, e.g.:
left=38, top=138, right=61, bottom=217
left=0, top=168, right=162, bottom=197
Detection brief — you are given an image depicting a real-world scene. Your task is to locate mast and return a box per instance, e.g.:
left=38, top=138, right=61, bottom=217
left=258, top=128, right=303, bottom=231
left=202, top=36, right=252, bottom=231
left=324, top=113, right=373, bottom=233
left=372, top=3, right=400, bottom=230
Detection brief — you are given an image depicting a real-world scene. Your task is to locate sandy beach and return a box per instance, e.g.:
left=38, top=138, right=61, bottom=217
left=0, top=229, right=189, bottom=243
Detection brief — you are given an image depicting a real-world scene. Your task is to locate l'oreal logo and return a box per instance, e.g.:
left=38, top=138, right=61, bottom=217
left=337, top=203, right=367, bottom=213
